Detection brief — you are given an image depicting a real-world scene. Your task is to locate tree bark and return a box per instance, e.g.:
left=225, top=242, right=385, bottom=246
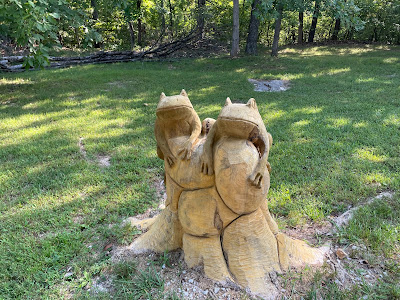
left=271, top=4, right=283, bottom=57
left=137, top=0, right=143, bottom=46
left=331, top=18, right=341, bottom=40
left=168, top=0, right=174, bottom=37
left=197, top=0, right=206, bottom=36
left=160, top=0, right=166, bottom=42
left=91, top=0, right=98, bottom=20
left=308, top=0, right=320, bottom=43
left=298, top=11, right=304, bottom=44
left=128, top=21, right=135, bottom=49
left=90, top=0, right=101, bottom=47
left=230, top=0, right=240, bottom=57
left=245, top=0, right=261, bottom=55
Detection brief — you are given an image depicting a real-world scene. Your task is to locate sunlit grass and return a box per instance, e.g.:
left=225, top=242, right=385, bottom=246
left=0, top=45, right=399, bottom=298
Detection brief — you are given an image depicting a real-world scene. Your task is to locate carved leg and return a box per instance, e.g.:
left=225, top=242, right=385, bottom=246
left=276, top=233, right=329, bottom=269
left=128, top=207, right=183, bottom=254
left=165, top=173, right=183, bottom=213
left=182, top=234, right=232, bottom=283
left=222, top=208, right=280, bottom=299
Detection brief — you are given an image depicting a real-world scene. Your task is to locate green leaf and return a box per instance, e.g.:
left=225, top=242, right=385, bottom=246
left=49, top=12, right=60, bottom=19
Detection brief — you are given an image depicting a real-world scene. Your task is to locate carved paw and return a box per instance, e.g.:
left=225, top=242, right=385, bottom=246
left=200, top=153, right=214, bottom=176
left=166, top=154, right=176, bottom=167
left=248, top=164, right=266, bottom=189
left=248, top=171, right=263, bottom=188
left=178, top=141, right=193, bottom=160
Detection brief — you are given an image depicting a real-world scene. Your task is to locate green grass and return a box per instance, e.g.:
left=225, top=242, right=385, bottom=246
left=1, top=44, right=399, bottom=298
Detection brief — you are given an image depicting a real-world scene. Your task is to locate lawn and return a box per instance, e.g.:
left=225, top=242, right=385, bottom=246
left=1, top=45, right=399, bottom=299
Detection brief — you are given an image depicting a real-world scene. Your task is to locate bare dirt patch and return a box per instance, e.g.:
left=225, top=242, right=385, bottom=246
left=78, top=137, right=111, bottom=168
left=111, top=250, right=257, bottom=300
left=105, top=190, right=397, bottom=299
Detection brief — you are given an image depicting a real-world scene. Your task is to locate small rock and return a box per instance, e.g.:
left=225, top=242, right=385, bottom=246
left=362, top=295, right=368, bottom=299
left=162, top=264, right=165, bottom=269
left=203, top=290, right=209, bottom=295
left=188, top=279, right=194, bottom=284
left=64, top=272, right=73, bottom=279
left=182, top=270, right=186, bottom=274
left=183, top=291, right=189, bottom=297
left=365, top=275, right=371, bottom=279
left=336, top=248, right=348, bottom=259
left=143, top=103, right=149, bottom=106
left=214, top=287, right=220, bottom=294
left=103, top=243, right=113, bottom=251
left=281, top=288, right=286, bottom=293
left=352, top=245, right=358, bottom=250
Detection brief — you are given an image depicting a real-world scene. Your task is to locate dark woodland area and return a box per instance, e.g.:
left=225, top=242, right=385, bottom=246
left=1, top=0, right=399, bottom=70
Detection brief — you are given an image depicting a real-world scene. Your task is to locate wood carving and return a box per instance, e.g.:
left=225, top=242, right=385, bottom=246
left=129, top=91, right=328, bottom=299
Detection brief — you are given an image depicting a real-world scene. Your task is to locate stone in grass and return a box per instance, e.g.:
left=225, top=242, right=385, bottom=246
left=248, top=79, right=290, bottom=92
left=336, top=248, right=348, bottom=260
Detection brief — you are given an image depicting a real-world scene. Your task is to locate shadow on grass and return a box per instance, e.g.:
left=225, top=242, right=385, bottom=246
left=0, top=45, right=399, bottom=298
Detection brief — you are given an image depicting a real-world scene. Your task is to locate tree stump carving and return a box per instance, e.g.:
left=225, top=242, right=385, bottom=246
left=128, top=90, right=327, bottom=299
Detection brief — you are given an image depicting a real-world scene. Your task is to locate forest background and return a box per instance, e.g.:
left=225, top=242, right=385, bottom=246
left=1, top=0, right=399, bottom=67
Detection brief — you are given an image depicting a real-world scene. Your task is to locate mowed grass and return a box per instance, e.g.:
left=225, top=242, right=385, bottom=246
left=0, top=45, right=399, bottom=298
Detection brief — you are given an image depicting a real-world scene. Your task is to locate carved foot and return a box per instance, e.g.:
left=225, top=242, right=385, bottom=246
left=222, top=208, right=281, bottom=299
left=128, top=208, right=183, bottom=254
left=182, top=234, right=233, bottom=283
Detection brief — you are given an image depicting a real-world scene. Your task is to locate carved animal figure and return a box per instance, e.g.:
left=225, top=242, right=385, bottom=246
left=155, top=89, right=202, bottom=167
left=200, top=97, right=272, bottom=188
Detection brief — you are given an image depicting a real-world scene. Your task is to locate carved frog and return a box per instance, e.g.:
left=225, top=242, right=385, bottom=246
left=155, top=89, right=202, bottom=167
left=200, top=97, right=272, bottom=188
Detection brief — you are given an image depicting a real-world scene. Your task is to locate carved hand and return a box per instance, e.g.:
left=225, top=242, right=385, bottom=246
left=248, top=163, right=266, bottom=189
left=200, top=152, right=214, bottom=175
left=165, top=152, right=177, bottom=167
left=178, top=140, right=193, bottom=160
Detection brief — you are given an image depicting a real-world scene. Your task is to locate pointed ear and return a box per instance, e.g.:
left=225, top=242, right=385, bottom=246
left=224, top=97, right=232, bottom=106
left=180, top=89, right=188, bottom=97
left=246, top=98, right=258, bottom=109
left=159, top=92, right=166, bottom=101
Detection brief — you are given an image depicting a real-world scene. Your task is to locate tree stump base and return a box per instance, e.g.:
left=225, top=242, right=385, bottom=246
left=127, top=91, right=328, bottom=299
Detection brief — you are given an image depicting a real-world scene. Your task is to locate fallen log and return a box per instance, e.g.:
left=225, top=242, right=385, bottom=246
left=0, top=30, right=200, bottom=72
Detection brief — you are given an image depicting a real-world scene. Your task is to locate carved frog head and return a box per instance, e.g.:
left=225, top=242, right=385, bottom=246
left=217, top=97, right=268, bottom=158
left=156, top=89, right=195, bottom=121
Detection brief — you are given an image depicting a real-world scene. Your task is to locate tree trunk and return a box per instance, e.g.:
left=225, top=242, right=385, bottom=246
left=245, top=0, right=261, bottom=55
left=197, top=0, right=206, bottom=36
left=308, top=0, right=320, bottom=43
left=91, top=0, right=98, bottom=20
left=230, top=0, right=240, bottom=57
left=265, top=21, right=271, bottom=47
left=137, top=0, right=143, bottom=46
left=271, top=4, right=283, bottom=57
left=127, top=95, right=328, bottom=299
left=91, top=0, right=100, bottom=47
left=128, top=21, right=135, bottom=49
left=168, top=0, right=174, bottom=37
left=331, top=18, right=341, bottom=40
left=74, top=27, right=80, bottom=47
left=298, top=11, right=303, bottom=44
left=160, top=0, right=166, bottom=42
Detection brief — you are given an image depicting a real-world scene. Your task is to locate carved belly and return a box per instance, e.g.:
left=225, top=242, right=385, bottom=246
left=214, top=137, right=270, bottom=215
